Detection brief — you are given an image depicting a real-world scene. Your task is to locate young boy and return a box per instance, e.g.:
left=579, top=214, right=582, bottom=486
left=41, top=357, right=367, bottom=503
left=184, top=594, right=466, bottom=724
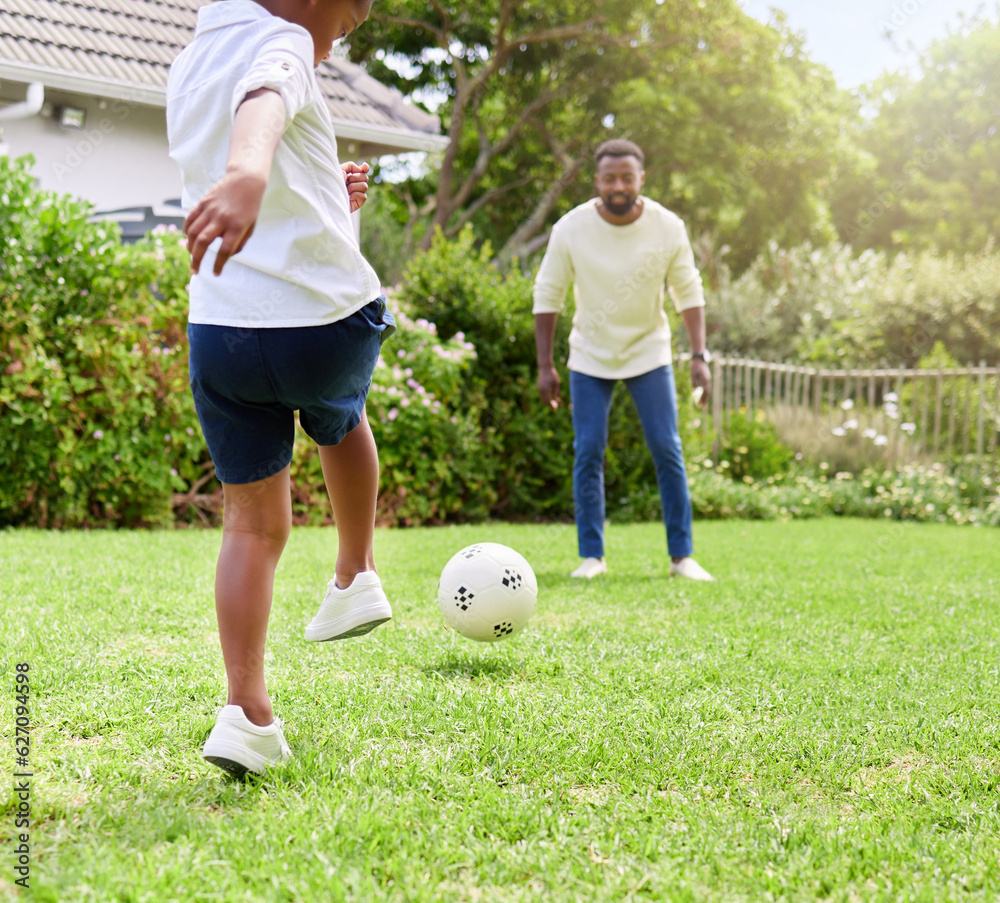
left=167, top=0, right=389, bottom=777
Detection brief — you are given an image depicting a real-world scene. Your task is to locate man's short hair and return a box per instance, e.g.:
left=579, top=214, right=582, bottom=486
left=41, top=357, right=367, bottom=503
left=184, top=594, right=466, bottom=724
left=594, top=139, right=645, bottom=168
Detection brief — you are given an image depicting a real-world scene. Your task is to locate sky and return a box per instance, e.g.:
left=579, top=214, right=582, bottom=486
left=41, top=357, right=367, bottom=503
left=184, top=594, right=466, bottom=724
left=738, top=0, right=997, bottom=87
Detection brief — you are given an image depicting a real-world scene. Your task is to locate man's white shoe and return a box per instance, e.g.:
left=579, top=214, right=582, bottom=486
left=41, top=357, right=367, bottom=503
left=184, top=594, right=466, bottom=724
left=305, top=570, right=392, bottom=642
left=570, top=557, right=607, bottom=579
left=203, top=705, right=292, bottom=778
left=669, top=557, right=715, bottom=581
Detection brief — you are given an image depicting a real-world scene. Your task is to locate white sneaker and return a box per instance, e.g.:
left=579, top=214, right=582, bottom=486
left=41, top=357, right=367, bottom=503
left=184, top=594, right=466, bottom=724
left=304, top=570, right=392, bottom=642
left=570, top=557, right=607, bottom=579
left=669, top=557, right=715, bottom=581
left=202, top=705, right=292, bottom=778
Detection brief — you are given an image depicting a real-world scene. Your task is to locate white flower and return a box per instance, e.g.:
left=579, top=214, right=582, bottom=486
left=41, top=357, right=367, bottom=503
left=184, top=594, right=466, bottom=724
left=863, top=428, right=878, bottom=439
left=874, top=435, right=889, bottom=446
left=840, top=398, right=854, bottom=410
left=832, top=427, right=846, bottom=437
left=843, top=419, right=858, bottom=430
left=884, top=392, right=898, bottom=403
left=901, top=422, right=917, bottom=434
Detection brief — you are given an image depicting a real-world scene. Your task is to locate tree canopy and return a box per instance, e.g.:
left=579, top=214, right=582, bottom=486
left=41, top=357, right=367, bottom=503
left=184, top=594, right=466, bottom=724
left=832, top=15, right=1000, bottom=254
left=350, top=4, right=999, bottom=276
left=351, top=0, right=852, bottom=273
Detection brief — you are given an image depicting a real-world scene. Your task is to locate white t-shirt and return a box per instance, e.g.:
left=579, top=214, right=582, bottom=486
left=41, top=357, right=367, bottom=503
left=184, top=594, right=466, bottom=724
left=532, top=198, right=706, bottom=379
left=167, top=0, right=381, bottom=327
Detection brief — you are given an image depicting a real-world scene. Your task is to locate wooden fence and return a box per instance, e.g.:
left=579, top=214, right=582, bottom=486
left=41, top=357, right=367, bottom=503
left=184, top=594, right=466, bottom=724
left=674, top=355, right=1000, bottom=460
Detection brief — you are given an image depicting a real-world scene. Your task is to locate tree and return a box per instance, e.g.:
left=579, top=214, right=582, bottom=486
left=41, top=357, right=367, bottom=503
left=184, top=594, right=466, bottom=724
left=352, top=1, right=854, bottom=272
left=832, top=14, right=1000, bottom=254
left=608, top=4, right=855, bottom=274
left=351, top=0, right=646, bottom=259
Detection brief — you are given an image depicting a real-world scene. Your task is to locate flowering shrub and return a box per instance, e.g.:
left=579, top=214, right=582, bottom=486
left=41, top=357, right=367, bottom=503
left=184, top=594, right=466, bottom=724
left=398, top=225, right=576, bottom=518
left=289, top=308, right=490, bottom=526
left=686, top=463, right=999, bottom=526
left=0, top=155, right=204, bottom=526
left=768, top=397, right=926, bottom=476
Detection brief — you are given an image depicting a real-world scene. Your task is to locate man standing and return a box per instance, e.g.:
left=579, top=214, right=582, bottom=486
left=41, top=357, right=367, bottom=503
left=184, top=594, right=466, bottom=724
left=533, top=139, right=714, bottom=581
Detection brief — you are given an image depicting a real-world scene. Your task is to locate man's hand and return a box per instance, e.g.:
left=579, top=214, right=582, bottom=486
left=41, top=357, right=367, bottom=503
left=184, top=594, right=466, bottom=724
left=691, top=358, right=712, bottom=408
left=537, top=365, right=562, bottom=411
left=185, top=170, right=267, bottom=276
left=342, top=161, right=370, bottom=213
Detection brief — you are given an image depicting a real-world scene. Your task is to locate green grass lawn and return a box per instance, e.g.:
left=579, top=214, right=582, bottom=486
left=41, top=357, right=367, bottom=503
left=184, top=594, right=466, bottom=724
left=1, top=519, right=999, bottom=902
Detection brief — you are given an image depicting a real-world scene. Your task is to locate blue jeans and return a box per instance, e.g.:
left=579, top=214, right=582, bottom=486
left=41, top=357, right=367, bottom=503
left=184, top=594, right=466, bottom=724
left=570, top=366, right=693, bottom=559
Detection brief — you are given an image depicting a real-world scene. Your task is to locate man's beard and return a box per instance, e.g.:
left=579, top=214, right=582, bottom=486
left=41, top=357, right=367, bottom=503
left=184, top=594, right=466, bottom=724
left=603, top=193, right=637, bottom=216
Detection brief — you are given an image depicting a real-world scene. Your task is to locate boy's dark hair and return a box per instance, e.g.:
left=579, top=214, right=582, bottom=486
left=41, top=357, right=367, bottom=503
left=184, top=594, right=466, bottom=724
left=594, top=139, right=645, bottom=167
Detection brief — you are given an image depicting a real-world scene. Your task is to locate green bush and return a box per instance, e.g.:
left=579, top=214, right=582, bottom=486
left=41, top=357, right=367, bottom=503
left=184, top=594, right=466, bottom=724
left=399, top=226, right=575, bottom=519
left=399, top=226, right=715, bottom=521
left=716, top=407, right=794, bottom=482
left=2, top=156, right=994, bottom=531
left=0, top=155, right=205, bottom=527
left=709, top=242, right=1000, bottom=367
left=286, top=310, right=488, bottom=526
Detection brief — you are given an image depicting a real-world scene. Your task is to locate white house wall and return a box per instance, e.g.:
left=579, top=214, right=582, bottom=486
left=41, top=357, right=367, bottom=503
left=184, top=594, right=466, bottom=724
left=1, top=84, right=182, bottom=211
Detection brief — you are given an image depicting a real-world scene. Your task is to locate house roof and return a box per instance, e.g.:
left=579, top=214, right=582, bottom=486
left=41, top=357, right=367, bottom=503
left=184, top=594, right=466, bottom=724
left=0, top=0, right=447, bottom=153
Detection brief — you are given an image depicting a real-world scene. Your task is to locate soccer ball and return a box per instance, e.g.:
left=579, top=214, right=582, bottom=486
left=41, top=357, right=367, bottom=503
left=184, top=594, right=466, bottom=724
left=437, top=543, right=538, bottom=642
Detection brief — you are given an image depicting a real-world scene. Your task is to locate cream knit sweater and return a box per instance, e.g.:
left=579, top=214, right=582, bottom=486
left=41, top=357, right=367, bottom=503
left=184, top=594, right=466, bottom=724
left=532, top=197, right=705, bottom=379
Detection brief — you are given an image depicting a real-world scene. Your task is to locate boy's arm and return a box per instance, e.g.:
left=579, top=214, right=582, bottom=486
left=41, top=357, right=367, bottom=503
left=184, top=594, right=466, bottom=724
left=185, top=88, right=286, bottom=276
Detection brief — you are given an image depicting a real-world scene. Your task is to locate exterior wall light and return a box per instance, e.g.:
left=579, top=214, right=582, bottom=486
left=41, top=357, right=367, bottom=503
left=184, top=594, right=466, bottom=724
left=57, top=105, right=87, bottom=129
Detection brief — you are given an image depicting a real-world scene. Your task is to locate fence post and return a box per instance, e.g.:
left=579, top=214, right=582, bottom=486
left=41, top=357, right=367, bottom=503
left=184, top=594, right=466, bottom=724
left=977, top=360, right=987, bottom=457
left=933, top=369, right=944, bottom=454
left=712, top=356, right=723, bottom=460
left=947, top=376, right=958, bottom=455
left=992, top=365, right=999, bottom=457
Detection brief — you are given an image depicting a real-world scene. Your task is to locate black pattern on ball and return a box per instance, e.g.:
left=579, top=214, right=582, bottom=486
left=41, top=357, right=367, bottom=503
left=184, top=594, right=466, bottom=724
left=493, top=621, right=514, bottom=637
left=461, top=545, right=484, bottom=559
left=453, top=585, right=475, bottom=611
left=501, top=567, right=523, bottom=590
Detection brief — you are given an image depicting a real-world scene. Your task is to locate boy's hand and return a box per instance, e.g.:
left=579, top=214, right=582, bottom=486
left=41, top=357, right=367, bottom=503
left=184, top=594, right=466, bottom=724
left=342, top=161, right=370, bottom=213
left=184, top=170, right=267, bottom=276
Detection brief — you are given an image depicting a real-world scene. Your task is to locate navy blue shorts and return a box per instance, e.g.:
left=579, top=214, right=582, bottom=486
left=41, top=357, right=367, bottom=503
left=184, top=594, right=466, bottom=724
left=188, top=297, right=395, bottom=485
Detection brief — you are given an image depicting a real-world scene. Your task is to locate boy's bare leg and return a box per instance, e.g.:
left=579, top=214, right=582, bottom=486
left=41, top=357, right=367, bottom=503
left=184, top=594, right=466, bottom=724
left=318, top=411, right=378, bottom=588
left=216, top=467, right=292, bottom=726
